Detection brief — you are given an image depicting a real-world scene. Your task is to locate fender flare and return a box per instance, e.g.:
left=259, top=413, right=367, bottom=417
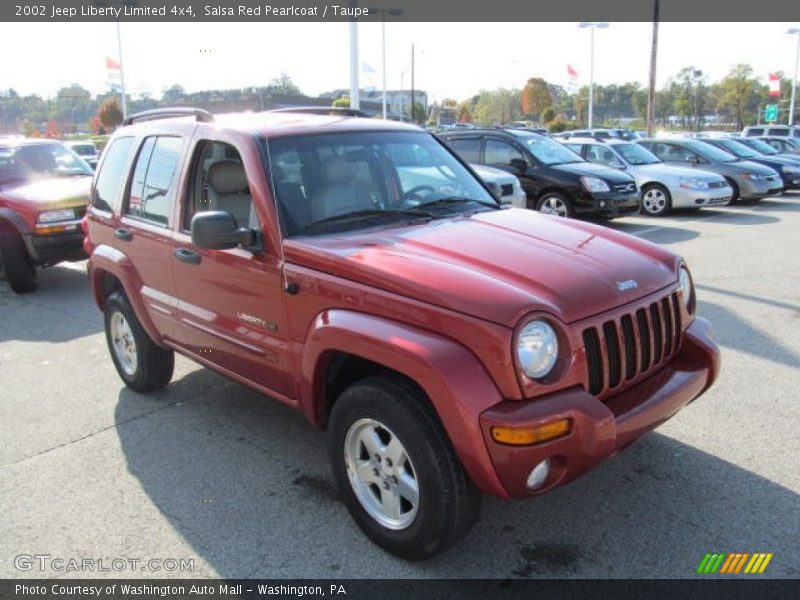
left=300, top=309, right=509, bottom=497
left=88, top=244, right=163, bottom=344
left=0, top=207, right=36, bottom=259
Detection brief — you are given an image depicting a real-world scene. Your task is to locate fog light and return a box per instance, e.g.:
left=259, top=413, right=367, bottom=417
left=599, top=200, right=606, bottom=208
left=526, top=459, right=551, bottom=490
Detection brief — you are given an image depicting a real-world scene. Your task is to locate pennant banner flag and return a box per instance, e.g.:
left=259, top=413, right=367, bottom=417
left=768, top=73, right=781, bottom=96
left=566, top=64, right=578, bottom=94
left=106, top=56, right=121, bottom=70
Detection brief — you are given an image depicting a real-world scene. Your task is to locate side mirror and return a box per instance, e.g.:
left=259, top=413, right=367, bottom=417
left=689, top=155, right=701, bottom=165
left=510, top=158, right=528, bottom=174
left=486, top=181, right=504, bottom=202
left=191, top=211, right=255, bottom=250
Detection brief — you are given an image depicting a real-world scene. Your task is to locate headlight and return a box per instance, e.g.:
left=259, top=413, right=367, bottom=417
left=37, top=208, right=77, bottom=223
left=782, top=165, right=800, bottom=174
left=517, top=320, right=559, bottom=380
left=740, top=172, right=769, bottom=181
left=580, top=176, right=610, bottom=193
left=678, top=267, right=694, bottom=311
left=679, top=177, right=710, bottom=190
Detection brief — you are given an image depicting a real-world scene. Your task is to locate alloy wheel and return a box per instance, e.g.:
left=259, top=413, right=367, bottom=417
left=539, top=195, right=569, bottom=217
left=110, top=311, right=138, bottom=376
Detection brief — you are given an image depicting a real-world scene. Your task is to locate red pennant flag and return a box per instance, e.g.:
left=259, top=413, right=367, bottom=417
left=106, top=56, right=121, bottom=70
left=567, top=64, right=578, bottom=78
left=768, top=73, right=781, bottom=96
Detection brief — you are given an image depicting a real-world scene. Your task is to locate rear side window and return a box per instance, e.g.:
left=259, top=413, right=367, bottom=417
left=126, top=136, right=183, bottom=226
left=93, top=137, right=134, bottom=213
left=746, top=128, right=764, bottom=136
left=449, top=138, right=481, bottom=163
left=768, top=128, right=789, bottom=137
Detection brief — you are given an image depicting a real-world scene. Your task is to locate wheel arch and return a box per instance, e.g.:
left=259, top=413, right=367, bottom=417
left=300, top=309, right=508, bottom=497
left=0, top=208, right=36, bottom=259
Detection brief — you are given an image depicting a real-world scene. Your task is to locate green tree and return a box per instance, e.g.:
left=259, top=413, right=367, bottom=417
left=332, top=96, right=351, bottom=108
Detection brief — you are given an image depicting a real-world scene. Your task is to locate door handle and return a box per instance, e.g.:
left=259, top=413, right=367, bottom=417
left=173, top=247, right=202, bottom=265
left=114, top=228, right=133, bottom=241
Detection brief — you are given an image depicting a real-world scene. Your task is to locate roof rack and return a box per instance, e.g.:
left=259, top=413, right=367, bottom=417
left=123, top=107, right=214, bottom=126
left=266, top=106, right=369, bottom=118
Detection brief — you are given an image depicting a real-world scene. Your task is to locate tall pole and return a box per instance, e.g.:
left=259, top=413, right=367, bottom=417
left=115, top=20, right=127, bottom=119
left=588, top=25, right=595, bottom=128
left=789, top=29, right=800, bottom=126
left=410, top=44, right=415, bottom=123
left=646, top=0, right=659, bottom=136
left=349, top=20, right=360, bottom=109
left=381, top=17, right=387, bottom=119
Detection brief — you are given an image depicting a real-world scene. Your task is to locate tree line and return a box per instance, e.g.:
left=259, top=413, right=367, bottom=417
left=0, top=64, right=790, bottom=137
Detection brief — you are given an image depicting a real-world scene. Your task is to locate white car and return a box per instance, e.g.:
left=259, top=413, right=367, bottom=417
left=64, top=140, right=100, bottom=169
left=562, top=138, right=733, bottom=216
left=470, top=163, right=526, bottom=208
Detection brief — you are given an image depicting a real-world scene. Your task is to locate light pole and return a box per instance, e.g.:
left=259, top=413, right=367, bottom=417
left=369, top=8, right=403, bottom=119
left=578, top=22, right=609, bottom=129
left=349, top=20, right=360, bottom=109
left=788, top=27, right=800, bottom=126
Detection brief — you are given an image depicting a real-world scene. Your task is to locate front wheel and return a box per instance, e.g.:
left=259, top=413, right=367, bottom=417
left=328, top=376, right=481, bottom=560
left=536, top=192, right=573, bottom=218
left=104, top=291, right=174, bottom=392
left=640, top=184, right=672, bottom=216
left=0, top=231, right=37, bottom=294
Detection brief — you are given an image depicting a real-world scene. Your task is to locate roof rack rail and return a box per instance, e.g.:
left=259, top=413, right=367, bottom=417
left=123, top=107, right=214, bottom=126
left=266, top=106, right=369, bottom=118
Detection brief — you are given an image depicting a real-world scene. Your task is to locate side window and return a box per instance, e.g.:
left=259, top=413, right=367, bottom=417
left=586, top=145, right=618, bottom=166
left=768, top=128, right=789, bottom=137
left=485, top=139, right=524, bottom=167
left=93, top=137, right=134, bottom=213
left=564, top=143, right=583, bottom=156
left=450, top=138, right=481, bottom=163
left=747, top=128, right=764, bottom=136
left=185, top=141, right=257, bottom=231
left=126, top=136, right=183, bottom=226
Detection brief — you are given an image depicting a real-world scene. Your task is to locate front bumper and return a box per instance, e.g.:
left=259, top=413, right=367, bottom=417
left=738, top=177, right=784, bottom=199
left=780, top=172, right=800, bottom=190
left=574, top=191, right=640, bottom=217
left=479, top=317, right=720, bottom=498
left=671, top=186, right=732, bottom=209
left=28, top=231, right=87, bottom=265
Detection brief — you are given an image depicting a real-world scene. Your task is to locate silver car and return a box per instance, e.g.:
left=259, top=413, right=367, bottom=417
left=637, top=139, right=783, bottom=203
left=470, top=163, right=526, bottom=209
left=562, top=138, right=732, bottom=216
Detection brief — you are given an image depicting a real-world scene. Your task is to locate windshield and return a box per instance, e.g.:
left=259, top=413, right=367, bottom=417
left=686, top=141, right=738, bottom=163
left=615, top=143, right=661, bottom=165
left=715, top=140, right=760, bottom=159
left=70, top=144, right=96, bottom=156
left=519, top=134, right=584, bottom=165
left=266, top=131, right=497, bottom=236
left=0, top=143, right=93, bottom=187
left=739, top=138, right=778, bottom=155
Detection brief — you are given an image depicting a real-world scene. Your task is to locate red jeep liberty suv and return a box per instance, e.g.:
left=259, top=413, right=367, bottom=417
left=85, top=108, right=720, bottom=560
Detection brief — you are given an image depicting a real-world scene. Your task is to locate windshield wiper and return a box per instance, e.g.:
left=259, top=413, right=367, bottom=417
left=301, top=208, right=436, bottom=233
left=414, top=196, right=499, bottom=211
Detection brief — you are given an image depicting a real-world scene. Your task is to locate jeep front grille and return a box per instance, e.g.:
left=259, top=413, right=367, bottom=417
left=582, top=292, right=682, bottom=396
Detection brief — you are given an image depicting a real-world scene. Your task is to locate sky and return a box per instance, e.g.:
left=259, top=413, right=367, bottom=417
left=1, top=21, right=798, bottom=103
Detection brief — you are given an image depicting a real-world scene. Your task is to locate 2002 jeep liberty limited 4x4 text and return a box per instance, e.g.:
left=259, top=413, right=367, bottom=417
left=85, top=108, right=720, bottom=560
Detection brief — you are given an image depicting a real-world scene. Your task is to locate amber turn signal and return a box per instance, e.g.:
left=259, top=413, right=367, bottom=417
left=491, top=419, right=571, bottom=446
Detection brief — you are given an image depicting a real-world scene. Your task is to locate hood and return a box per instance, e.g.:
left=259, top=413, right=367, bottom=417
left=470, top=163, right=516, bottom=184
left=285, top=209, right=679, bottom=327
left=631, top=162, right=724, bottom=182
left=719, top=160, right=779, bottom=177
left=552, top=160, right=634, bottom=183
left=0, top=176, right=91, bottom=210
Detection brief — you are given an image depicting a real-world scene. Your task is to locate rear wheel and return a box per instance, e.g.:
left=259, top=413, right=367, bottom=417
left=536, top=192, right=573, bottom=218
left=640, top=184, right=672, bottom=216
left=104, top=291, right=174, bottom=392
left=0, top=230, right=37, bottom=294
left=328, top=375, right=481, bottom=560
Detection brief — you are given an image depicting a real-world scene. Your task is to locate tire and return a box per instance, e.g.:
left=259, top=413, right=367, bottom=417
left=640, top=184, right=672, bottom=217
left=104, top=291, right=174, bottom=392
left=0, top=230, right=37, bottom=294
left=725, top=178, right=740, bottom=204
left=328, top=375, right=481, bottom=560
left=536, top=192, right=573, bottom=218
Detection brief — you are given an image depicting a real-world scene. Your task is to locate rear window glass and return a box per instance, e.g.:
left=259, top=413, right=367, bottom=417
left=126, top=136, right=183, bottom=226
left=93, top=137, right=135, bottom=213
left=768, top=128, right=789, bottom=137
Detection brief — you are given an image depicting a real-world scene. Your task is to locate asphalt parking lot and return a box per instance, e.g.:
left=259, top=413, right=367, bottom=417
left=1, top=194, right=799, bottom=579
